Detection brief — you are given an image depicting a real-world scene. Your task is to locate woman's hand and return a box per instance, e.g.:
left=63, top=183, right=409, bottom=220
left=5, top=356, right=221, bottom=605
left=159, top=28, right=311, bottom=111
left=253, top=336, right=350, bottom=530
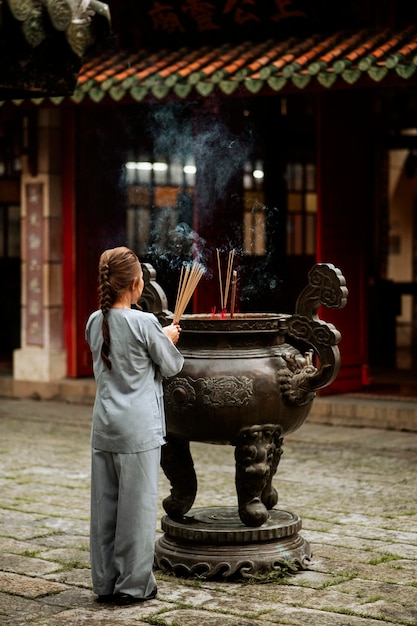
left=163, top=323, right=181, bottom=345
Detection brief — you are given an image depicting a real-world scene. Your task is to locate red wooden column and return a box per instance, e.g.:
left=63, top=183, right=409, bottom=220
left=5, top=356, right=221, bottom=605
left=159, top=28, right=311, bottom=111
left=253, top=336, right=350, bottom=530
left=62, top=109, right=77, bottom=377
left=316, top=90, right=373, bottom=392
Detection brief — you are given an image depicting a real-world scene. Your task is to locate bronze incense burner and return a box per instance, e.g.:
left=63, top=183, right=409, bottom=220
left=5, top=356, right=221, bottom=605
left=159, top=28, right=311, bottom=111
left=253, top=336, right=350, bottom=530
left=151, top=263, right=347, bottom=578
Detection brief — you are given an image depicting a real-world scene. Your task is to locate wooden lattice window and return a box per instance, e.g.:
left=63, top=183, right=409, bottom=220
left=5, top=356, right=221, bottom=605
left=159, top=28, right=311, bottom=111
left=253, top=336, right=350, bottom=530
left=286, top=162, right=317, bottom=255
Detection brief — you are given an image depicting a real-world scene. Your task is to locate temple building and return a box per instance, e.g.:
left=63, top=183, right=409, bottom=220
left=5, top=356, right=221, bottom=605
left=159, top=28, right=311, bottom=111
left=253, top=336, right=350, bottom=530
left=1, top=0, right=417, bottom=394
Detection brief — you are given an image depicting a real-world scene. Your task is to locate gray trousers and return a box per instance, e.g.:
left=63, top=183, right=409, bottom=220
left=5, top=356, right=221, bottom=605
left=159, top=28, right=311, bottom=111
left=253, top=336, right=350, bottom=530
left=90, top=446, right=160, bottom=597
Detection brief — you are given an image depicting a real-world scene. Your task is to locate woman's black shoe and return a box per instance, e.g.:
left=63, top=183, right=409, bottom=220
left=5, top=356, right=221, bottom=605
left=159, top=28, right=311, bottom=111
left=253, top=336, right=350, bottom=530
left=114, top=586, right=157, bottom=606
left=96, top=593, right=115, bottom=603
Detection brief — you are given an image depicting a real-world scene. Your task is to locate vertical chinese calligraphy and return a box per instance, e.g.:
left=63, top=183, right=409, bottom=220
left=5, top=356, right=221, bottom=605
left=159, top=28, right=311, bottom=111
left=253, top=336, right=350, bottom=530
left=25, top=183, right=44, bottom=346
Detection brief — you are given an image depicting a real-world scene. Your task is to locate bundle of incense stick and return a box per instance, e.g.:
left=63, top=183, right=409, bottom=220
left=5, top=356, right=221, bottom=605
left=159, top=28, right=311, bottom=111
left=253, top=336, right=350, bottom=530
left=173, top=262, right=205, bottom=324
left=216, top=248, right=235, bottom=311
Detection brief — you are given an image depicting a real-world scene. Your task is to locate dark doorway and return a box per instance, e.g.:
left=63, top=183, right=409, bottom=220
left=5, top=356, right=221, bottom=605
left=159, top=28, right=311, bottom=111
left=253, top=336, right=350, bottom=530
left=0, top=201, right=21, bottom=369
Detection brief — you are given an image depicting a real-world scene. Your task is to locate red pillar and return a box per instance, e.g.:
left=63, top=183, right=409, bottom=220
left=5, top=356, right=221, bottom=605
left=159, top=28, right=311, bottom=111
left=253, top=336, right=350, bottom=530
left=62, top=109, right=77, bottom=377
left=316, top=91, right=372, bottom=392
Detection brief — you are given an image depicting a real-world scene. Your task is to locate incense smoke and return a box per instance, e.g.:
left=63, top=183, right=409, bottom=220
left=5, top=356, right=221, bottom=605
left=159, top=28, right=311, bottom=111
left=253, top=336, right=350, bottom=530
left=126, top=104, right=283, bottom=310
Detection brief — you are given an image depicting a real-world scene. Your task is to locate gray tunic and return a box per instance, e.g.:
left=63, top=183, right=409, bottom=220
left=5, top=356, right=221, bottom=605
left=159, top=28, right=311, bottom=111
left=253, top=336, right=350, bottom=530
left=85, top=308, right=184, bottom=453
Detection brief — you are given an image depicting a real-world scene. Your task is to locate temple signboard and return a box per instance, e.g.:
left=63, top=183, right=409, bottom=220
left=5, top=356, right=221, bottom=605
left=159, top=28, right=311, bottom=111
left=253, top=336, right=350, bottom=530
left=135, top=0, right=314, bottom=47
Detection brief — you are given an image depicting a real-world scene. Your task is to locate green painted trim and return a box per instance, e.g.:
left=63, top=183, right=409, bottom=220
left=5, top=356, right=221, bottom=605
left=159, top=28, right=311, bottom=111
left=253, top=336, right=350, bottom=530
left=341, top=68, right=361, bottom=84
left=235, top=68, right=250, bottom=80
left=317, top=72, right=337, bottom=88
left=101, top=78, right=114, bottom=91
left=151, top=83, right=170, bottom=99
left=121, top=76, right=136, bottom=89
left=109, top=86, right=127, bottom=101
left=259, top=66, right=274, bottom=79
left=173, top=83, right=193, bottom=98
left=195, top=82, right=215, bottom=97
left=130, top=85, right=148, bottom=101
left=88, top=87, right=105, bottom=103
left=79, top=79, right=95, bottom=93
left=70, top=90, right=85, bottom=103
left=386, top=54, right=401, bottom=69
left=332, top=59, right=350, bottom=74
left=283, top=63, right=299, bottom=78
left=291, top=74, right=311, bottom=89
left=219, top=80, right=239, bottom=95
left=244, top=78, right=264, bottom=94
left=368, top=66, right=388, bottom=82
left=188, top=72, right=203, bottom=85
left=358, top=57, right=373, bottom=71
left=308, top=61, right=325, bottom=76
left=267, top=76, right=287, bottom=91
left=211, top=70, right=227, bottom=83
left=396, top=64, right=416, bottom=79
left=165, top=74, right=180, bottom=87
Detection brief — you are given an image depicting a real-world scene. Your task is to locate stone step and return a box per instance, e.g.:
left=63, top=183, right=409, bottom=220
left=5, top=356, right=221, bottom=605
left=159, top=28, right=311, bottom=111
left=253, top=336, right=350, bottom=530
left=1, top=376, right=417, bottom=432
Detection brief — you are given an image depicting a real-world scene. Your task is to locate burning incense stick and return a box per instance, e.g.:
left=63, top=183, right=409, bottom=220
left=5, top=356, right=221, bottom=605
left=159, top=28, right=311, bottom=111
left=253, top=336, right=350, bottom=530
left=230, top=270, right=237, bottom=318
left=216, top=248, right=235, bottom=312
left=216, top=248, right=224, bottom=310
left=173, top=261, right=205, bottom=324
left=173, top=264, right=185, bottom=320
left=224, top=249, right=235, bottom=310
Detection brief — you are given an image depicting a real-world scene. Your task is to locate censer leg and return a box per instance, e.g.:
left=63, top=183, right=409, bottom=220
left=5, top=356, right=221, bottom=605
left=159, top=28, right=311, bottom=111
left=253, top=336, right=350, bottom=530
left=261, top=428, right=283, bottom=510
left=161, top=435, right=197, bottom=520
left=234, top=424, right=282, bottom=527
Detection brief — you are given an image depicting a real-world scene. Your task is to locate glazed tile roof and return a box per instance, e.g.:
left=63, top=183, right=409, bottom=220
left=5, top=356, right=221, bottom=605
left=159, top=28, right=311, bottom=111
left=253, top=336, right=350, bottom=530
left=7, top=26, right=417, bottom=105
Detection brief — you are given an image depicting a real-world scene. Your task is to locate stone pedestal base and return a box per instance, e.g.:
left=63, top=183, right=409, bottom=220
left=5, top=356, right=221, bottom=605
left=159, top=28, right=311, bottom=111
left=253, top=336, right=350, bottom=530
left=13, top=348, right=67, bottom=382
left=155, top=507, right=312, bottom=580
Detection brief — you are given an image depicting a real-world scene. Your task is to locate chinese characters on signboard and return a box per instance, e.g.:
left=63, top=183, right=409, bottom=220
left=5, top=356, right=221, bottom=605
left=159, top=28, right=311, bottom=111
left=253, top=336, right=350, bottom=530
left=137, top=0, right=311, bottom=46
left=25, top=183, right=43, bottom=346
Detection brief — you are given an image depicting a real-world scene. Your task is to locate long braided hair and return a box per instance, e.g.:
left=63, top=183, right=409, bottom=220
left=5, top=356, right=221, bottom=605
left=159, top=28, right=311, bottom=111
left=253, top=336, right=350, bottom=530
left=98, top=246, right=140, bottom=370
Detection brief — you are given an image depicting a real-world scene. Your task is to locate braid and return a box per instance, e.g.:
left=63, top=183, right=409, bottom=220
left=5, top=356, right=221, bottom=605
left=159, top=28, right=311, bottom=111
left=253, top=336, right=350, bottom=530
left=98, top=261, right=112, bottom=370
left=97, top=246, right=141, bottom=370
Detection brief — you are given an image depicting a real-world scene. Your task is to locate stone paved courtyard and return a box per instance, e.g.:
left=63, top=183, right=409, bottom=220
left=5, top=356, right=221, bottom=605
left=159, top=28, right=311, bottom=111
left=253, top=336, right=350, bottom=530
left=0, top=396, right=416, bottom=625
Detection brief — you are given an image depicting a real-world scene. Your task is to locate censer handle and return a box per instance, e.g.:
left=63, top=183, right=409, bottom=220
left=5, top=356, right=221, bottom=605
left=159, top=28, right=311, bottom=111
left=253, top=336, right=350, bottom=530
left=282, top=263, right=348, bottom=396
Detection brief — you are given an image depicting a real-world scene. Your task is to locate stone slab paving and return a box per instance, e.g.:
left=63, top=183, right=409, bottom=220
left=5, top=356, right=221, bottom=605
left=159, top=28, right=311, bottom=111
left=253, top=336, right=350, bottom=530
left=0, top=397, right=416, bottom=625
